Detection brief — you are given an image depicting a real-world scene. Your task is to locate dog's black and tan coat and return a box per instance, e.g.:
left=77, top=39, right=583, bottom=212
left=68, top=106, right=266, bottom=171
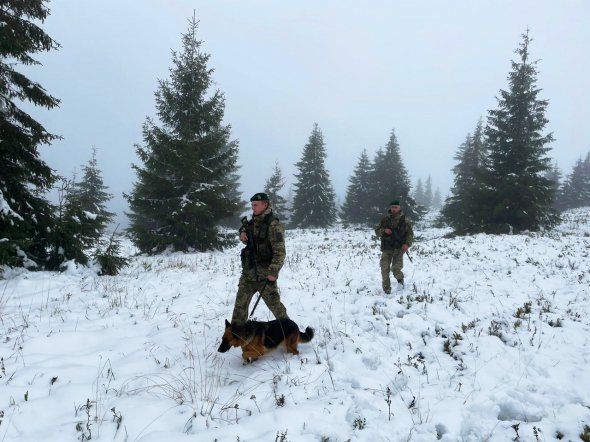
left=218, top=319, right=314, bottom=363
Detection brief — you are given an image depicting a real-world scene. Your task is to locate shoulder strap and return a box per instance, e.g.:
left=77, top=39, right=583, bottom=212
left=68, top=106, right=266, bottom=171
left=259, top=213, right=278, bottom=239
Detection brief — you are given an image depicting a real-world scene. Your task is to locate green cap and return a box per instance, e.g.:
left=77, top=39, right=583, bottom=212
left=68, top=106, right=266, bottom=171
left=250, top=192, right=269, bottom=202
left=390, top=200, right=400, bottom=206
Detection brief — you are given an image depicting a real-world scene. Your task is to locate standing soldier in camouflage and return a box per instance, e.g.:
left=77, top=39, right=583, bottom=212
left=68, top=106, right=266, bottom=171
left=230, top=192, right=290, bottom=327
left=375, top=200, right=414, bottom=294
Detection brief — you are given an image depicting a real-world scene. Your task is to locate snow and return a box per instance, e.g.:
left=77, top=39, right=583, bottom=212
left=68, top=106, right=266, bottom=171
left=1, top=208, right=589, bottom=441
left=0, top=190, right=24, bottom=221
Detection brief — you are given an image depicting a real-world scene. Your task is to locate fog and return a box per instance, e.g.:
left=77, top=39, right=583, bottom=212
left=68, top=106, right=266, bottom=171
left=28, top=0, right=590, bottom=227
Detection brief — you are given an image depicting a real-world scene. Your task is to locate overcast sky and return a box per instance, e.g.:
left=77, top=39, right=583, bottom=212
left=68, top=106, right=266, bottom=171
left=28, top=0, right=590, bottom=226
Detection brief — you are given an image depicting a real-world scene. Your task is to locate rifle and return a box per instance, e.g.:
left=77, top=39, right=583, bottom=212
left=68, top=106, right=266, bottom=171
left=390, top=227, right=413, bottom=263
left=241, top=216, right=259, bottom=281
left=240, top=216, right=267, bottom=317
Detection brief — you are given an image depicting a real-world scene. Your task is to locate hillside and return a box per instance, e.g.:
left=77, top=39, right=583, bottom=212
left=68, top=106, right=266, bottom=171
left=1, top=209, right=589, bottom=441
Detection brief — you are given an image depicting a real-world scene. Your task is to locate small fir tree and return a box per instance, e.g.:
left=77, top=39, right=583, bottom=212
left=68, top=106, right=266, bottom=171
left=290, top=124, right=337, bottom=228
left=67, top=146, right=115, bottom=246
left=0, top=0, right=61, bottom=267
left=341, top=149, right=373, bottom=225
left=94, top=227, right=129, bottom=276
left=476, top=30, right=559, bottom=232
left=45, top=179, right=89, bottom=268
left=125, top=16, right=241, bottom=253
left=264, top=161, right=288, bottom=220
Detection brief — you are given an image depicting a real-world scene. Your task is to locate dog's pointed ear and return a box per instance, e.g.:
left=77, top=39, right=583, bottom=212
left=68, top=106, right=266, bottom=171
left=225, top=319, right=231, bottom=328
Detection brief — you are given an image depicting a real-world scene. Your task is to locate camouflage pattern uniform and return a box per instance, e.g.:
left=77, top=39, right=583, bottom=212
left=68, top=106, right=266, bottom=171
left=375, top=209, right=414, bottom=293
left=231, top=204, right=289, bottom=325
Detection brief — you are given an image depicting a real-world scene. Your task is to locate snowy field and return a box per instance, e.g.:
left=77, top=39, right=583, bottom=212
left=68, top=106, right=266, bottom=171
left=1, top=209, right=590, bottom=442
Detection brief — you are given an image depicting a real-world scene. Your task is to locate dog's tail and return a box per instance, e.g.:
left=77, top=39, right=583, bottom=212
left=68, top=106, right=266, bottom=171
left=299, top=326, right=314, bottom=343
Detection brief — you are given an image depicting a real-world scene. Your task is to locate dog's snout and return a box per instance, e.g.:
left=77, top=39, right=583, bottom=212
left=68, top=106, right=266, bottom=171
left=218, top=341, right=230, bottom=353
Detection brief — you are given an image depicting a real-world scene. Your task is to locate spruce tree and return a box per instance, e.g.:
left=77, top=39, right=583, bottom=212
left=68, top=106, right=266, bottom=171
left=125, top=16, right=241, bottom=253
left=414, top=179, right=425, bottom=207
left=424, top=176, right=433, bottom=209
left=560, top=153, right=590, bottom=210
left=432, top=187, right=442, bottom=209
left=0, top=0, right=61, bottom=267
left=67, top=146, right=115, bottom=245
left=369, top=129, right=420, bottom=221
left=544, top=161, right=562, bottom=209
left=290, top=124, right=337, bottom=228
left=45, top=179, right=89, bottom=268
left=440, top=119, right=487, bottom=232
left=477, top=30, right=559, bottom=232
left=340, top=149, right=373, bottom=225
left=264, top=161, right=288, bottom=220
left=94, top=228, right=129, bottom=276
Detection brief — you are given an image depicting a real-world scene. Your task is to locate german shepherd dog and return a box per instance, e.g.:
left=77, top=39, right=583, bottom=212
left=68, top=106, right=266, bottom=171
left=218, top=319, right=314, bottom=363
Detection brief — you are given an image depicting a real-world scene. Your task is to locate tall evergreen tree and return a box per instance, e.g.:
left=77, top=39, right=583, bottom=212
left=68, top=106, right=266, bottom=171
left=413, top=179, right=425, bottom=206
left=424, top=176, right=433, bottom=209
left=559, top=153, right=590, bottom=210
left=544, top=161, right=562, bottom=209
left=0, top=0, right=61, bottom=267
left=432, top=187, right=442, bottom=209
left=125, top=17, right=241, bottom=253
left=369, top=129, right=420, bottom=221
left=290, top=124, right=337, bottom=228
left=67, top=145, right=115, bottom=245
left=341, top=149, right=373, bottom=225
left=264, top=161, right=288, bottom=220
left=440, top=119, right=487, bottom=232
left=477, top=30, right=558, bottom=232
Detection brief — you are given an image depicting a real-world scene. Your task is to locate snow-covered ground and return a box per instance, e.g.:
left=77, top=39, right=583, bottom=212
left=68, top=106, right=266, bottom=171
left=1, top=209, right=589, bottom=442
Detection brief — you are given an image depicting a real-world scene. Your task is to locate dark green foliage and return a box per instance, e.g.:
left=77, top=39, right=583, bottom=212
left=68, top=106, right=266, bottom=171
left=264, top=162, right=288, bottom=220
left=559, top=153, right=590, bottom=210
left=476, top=31, right=559, bottom=232
left=0, top=0, right=61, bottom=267
left=340, top=149, right=373, bottom=225
left=67, top=146, right=115, bottom=245
left=45, top=179, right=89, bottom=269
left=125, top=17, right=241, bottom=253
left=440, top=119, right=487, bottom=233
left=369, top=129, right=422, bottom=221
left=544, top=161, right=563, bottom=209
left=94, top=229, right=129, bottom=276
left=290, top=124, right=337, bottom=228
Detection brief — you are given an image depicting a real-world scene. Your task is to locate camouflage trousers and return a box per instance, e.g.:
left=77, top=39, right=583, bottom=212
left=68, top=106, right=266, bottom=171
left=379, top=249, right=404, bottom=292
left=231, top=273, right=289, bottom=326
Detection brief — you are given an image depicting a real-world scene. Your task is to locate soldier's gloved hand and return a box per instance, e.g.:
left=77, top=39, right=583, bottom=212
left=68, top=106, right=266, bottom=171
left=384, top=228, right=393, bottom=235
left=401, top=244, right=409, bottom=253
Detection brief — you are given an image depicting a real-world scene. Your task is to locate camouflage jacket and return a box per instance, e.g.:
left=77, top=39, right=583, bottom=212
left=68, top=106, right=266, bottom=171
left=374, top=210, right=414, bottom=251
left=239, top=205, right=286, bottom=279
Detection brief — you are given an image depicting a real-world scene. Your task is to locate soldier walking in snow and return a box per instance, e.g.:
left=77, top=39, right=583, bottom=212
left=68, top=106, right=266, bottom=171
left=375, top=200, right=414, bottom=294
left=230, top=192, right=290, bottom=326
